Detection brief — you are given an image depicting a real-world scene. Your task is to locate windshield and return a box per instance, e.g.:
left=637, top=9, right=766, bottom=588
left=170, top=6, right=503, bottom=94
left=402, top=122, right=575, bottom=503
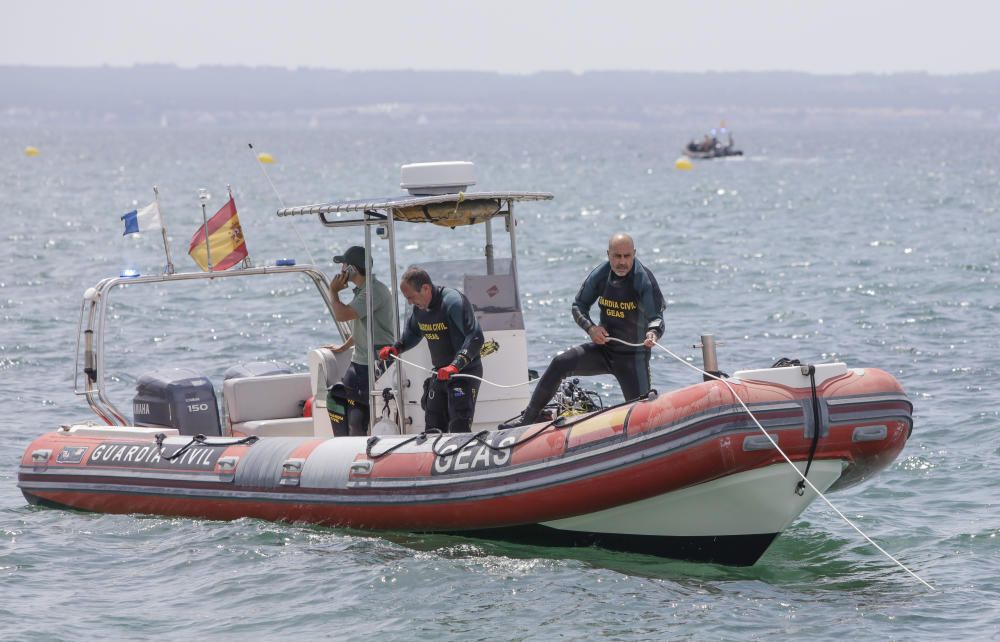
left=403, top=258, right=518, bottom=313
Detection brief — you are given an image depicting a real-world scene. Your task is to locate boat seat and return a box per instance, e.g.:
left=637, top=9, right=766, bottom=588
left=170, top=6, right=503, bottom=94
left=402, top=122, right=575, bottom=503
left=224, top=372, right=313, bottom=437
left=307, top=347, right=353, bottom=438
left=235, top=417, right=314, bottom=437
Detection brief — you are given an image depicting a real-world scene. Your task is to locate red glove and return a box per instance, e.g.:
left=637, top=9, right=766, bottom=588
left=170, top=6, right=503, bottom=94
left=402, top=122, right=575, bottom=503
left=378, top=346, right=398, bottom=361
left=437, top=364, right=459, bottom=381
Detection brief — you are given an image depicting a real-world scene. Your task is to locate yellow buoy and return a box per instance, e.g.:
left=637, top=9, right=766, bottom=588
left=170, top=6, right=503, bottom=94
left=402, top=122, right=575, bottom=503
left=25, top=146, right=40, bottom=157
left=256, top=152, right=275, bottom=164
left=674, top=157, right=693, bottom=171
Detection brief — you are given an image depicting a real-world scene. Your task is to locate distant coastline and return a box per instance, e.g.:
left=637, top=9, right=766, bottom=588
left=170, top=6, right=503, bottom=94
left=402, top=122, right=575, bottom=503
left=3, top=65, right=999, bottom=130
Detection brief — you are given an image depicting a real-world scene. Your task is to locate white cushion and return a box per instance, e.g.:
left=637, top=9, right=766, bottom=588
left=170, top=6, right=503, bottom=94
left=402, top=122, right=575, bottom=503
left=224, top=373, right=311, bottom=424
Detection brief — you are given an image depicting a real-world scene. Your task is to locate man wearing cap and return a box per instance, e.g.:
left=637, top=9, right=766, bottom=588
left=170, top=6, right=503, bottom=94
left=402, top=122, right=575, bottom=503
left=325, top=246, right=395, bottom=436
left=378, top=267, right=484, bottom=433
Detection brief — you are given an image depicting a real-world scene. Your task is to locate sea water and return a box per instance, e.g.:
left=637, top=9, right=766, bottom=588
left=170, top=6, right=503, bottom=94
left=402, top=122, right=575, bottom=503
left=1, top=124, right=998, bottom=640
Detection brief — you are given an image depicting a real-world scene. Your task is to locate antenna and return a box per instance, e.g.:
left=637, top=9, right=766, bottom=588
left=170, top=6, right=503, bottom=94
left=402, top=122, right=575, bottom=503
left=248, top=143, right=318, bottom=266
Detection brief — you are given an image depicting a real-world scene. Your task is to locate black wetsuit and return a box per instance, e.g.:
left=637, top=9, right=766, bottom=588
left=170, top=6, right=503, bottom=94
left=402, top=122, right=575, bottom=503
left=395, top=286, right=485, bottom=433
left=523, top=258, right=665, bottom=419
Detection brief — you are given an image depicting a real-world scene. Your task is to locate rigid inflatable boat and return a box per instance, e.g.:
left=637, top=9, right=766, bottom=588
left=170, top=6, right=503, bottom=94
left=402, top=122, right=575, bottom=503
left=20, top=363, right=910, bottom=565
left=18, top=162, right=912, bottom=565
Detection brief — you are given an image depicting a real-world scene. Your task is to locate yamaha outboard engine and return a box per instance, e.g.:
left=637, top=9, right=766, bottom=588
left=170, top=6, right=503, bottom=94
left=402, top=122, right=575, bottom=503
left=133, top=368, right=221, bottom=436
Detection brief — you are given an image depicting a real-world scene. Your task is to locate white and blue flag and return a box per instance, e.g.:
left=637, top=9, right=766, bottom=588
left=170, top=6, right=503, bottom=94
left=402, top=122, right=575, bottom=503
left=121, top=201, right=162, bottom=235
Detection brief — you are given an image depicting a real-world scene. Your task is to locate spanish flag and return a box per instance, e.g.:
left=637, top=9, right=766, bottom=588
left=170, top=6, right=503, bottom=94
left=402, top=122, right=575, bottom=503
left=188, top=196, right=248, bottom=271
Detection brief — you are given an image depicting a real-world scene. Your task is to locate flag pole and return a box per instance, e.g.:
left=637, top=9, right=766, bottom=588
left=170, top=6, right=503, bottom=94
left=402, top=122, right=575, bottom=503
left=227, top=185, right=251, bottom=269
left=198, top=188, right=213, bottom=272
left=154, top=186, right=176, bottom=275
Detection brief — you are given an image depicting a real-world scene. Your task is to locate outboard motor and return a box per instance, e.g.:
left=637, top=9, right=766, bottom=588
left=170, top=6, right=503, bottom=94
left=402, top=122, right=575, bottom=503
left=133, top=368, right=221, bottom=436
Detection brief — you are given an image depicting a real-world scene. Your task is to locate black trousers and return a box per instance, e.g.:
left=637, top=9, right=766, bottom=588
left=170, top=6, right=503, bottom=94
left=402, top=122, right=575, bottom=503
left=422, top=361, right=482, bottom=433
left=526, top=343, right=651, bottom=415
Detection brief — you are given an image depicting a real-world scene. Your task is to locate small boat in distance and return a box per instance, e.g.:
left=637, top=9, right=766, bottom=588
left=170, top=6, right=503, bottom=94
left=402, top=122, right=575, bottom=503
left=683, top=127, right=743, bottom=159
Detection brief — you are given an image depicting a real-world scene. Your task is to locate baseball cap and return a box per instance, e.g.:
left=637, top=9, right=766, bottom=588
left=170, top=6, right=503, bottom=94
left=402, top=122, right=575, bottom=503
left=333, top=246, right=367, bottom=269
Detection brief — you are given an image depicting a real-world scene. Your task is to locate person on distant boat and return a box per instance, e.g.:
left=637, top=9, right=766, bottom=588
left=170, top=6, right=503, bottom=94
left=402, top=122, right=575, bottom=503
left=325, top=246, right=395, bottom=437
left=501, top=233, right=665, bottom=428
left=379, top=267, right=485, bottom=433
left=719, top=125, right=735, bottom=152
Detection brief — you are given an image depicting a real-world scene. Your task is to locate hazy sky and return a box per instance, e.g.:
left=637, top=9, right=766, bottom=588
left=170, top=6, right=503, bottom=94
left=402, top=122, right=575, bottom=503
left=2, top=0, right=995, bottom=74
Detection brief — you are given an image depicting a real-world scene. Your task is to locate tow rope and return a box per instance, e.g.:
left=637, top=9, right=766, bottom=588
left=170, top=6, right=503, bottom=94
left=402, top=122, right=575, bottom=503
left=630, top=338, right=933, bottom=591
left=388, top=352, right=540, bottom=389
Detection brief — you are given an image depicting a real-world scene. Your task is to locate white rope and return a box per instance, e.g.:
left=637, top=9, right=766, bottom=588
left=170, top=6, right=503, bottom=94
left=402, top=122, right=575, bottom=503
left=607, top=336, right=934, bottom=591
left=388, top=353, right=539, bottom=388
left=452, top=373, right=538, bottom=388
left=247, top=143, right=318, bottom=267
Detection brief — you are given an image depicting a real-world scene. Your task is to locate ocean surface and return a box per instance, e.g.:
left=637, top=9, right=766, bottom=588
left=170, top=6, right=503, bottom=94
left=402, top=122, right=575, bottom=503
left=1, top=123, right=998, bottom=640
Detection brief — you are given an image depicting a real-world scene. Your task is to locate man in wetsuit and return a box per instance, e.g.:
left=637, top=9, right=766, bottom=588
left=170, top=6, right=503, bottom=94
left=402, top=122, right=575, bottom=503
left=502, top=233, right=665, bottom=428
left=378, top=267, right=485, bottom=433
